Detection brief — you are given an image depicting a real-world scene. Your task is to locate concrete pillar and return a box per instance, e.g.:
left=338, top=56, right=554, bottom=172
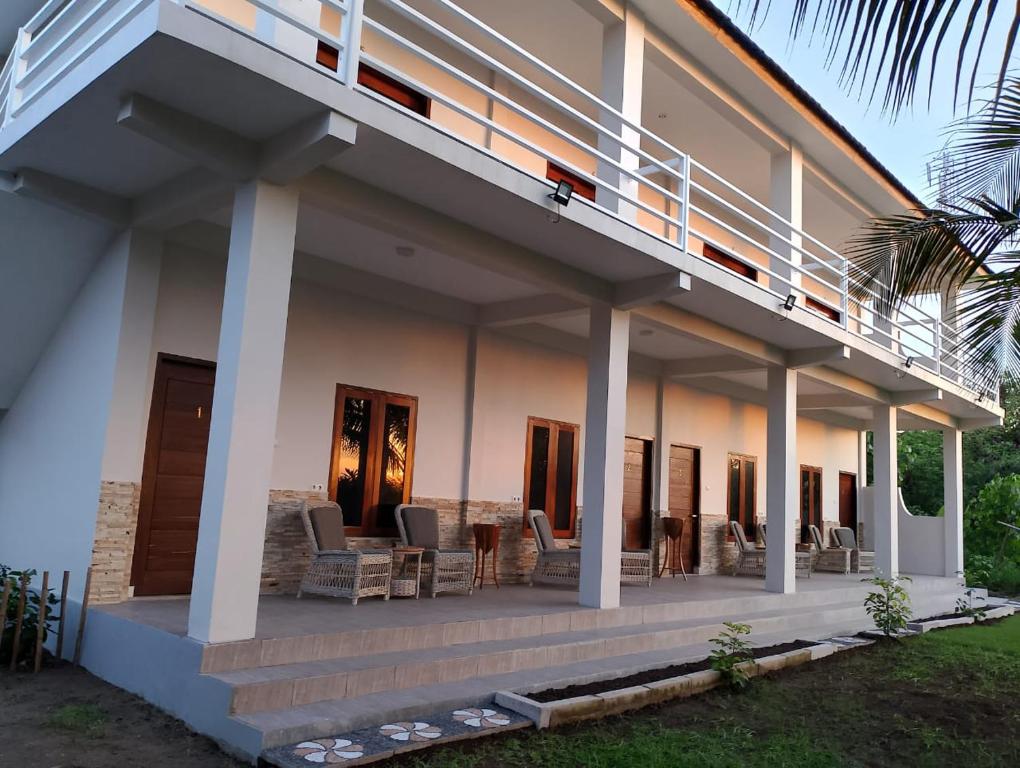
left=765, top=366, right=797, bottom=593
left=596, top=5, right=644, bottom=219
left=768, top=144, right=803, bottom=296
left=579, top=303, right=630, bottom=609
left=188, top=181, right=299, bottom=643
left=943, top=427, right=964, bottom=579
left=873, top=404, right=899, bottom=577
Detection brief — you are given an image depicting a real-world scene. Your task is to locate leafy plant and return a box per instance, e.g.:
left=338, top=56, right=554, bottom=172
left=709, top=621, right=754, bottom=689
left=956, top=589, right=988, bottom=620
left=964, top=475, right=1020, bottom=566
left=1, top=564, right=60, bottom=668
left=47, top=704, right=107, bottom=738
left=863, top=576, right=913, bottom=638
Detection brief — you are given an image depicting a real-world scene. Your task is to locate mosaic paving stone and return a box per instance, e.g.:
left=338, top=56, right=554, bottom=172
left=263, top=706, right=531, bottom=767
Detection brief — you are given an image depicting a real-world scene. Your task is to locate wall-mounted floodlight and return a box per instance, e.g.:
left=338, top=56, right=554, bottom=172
left=549, top=179, right=574, bottom=206
left=782, top=294, right=797, bottom=311
left=905, top=356, right=915, bottom=369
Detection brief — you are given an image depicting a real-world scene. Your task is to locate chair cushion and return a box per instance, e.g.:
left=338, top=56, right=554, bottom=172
left=833, top=527, right=857, bottom=549
left=532, top=513, right=557, bottom=553
left=309, top=505, right=347, bottom=551
left=809, top=524, right=824, bottom=550
left=402, top=506, right=440, bottom=549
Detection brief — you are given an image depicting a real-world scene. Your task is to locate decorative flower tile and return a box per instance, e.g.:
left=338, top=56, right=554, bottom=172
left=263, top=706, right=530, bottom=767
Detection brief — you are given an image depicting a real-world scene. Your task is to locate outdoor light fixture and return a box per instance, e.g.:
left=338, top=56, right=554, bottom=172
left=905, top=356, right=914, bottom=369
left=782, top=294, right=797, bottom=311
left=549, top=179, right=574, bottom=207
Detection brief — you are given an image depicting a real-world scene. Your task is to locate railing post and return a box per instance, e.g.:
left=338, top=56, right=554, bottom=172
left=839, top=258, right=849, bottom=329
left=680, top=154, right=691, bottom=253
left=5, top=27, right=29, bottom=124
left=342, top=0, right=364, bottom=87
left=934, top=320, right=942, bottom=376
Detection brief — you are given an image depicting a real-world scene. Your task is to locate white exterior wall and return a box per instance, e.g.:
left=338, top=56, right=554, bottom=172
left=0, top=239, right=130, bottom=600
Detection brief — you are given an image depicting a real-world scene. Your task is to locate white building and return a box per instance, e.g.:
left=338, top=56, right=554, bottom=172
left=0, top=0, right=1000, bottom=761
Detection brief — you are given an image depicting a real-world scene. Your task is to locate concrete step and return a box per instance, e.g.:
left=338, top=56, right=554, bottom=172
left=213, top=588, right=959, bottom=716
left=200, top=577, right=959, bottom=675
left=242, top=600, right=951, bottom=754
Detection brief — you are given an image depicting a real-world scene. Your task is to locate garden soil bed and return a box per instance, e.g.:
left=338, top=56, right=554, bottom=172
left=527, top=639, right=816, bottom=702
left=0, top=660, right=245, bottom=768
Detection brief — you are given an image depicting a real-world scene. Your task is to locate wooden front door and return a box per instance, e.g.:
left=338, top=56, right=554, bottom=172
left=622, top=437, right=652, bottom=550
left=838, top=472, right=858, bottom=532
left=131, top=356, right=216, bottom=596
left=668, top=445, right=700, bottom=567
left=800, top=465, right=823, bottom=542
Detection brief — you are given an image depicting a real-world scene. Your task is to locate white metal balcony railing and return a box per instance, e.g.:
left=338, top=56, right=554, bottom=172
left=0, top=0, right=994, bottom=400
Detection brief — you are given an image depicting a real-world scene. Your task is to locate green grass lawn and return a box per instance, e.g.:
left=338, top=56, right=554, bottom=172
left=396, top=616, right=1020, bottom=768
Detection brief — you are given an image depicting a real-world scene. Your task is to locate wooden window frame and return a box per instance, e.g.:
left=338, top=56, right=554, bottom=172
left=327, top=384, right=418, bottom=537
left=800, top=464, right=823, bottom=542
left=545, top=161, right=597, bottom=202
left=522, top=416, right=580, bottom=539
left=702, top=242, right=759, bottom=281
left=314, top=46, right=432, bottom=118
left=726, top=453, right=757, bottom=541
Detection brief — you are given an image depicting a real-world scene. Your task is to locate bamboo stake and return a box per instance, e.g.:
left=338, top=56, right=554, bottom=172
left=72, top=567, right=92, bottom=668
left=0, top=577, right=12, bottom=661
left=33, top=571, right=49, bottom=673
left=9, top=574, right=28, bottom=672
left=55, top=570, right=69, bottom=661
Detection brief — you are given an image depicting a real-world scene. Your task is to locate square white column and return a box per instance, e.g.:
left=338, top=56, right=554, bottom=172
left=765, top=365, right=797, bottom=593
left=873, top=404, right=899, bottom=577
left=188, top=180, right=299, bottom=644
left=768, top=144, right=803, bottom=296
left=596, top=6, right=644, bottom=219
left=943, top=427, right=964, bottom=579
left=579, top=303, right=630, bottom=609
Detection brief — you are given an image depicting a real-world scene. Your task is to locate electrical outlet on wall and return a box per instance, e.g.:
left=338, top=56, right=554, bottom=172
left=312, top=483, right=324, bottom=492
left=512, top=495, right=522, bottom=502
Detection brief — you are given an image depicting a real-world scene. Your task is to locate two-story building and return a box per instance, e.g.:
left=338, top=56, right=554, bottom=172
left=0, top=0, right=1002, bottom=761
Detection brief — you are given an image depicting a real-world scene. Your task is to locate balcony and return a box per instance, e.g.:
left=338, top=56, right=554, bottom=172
left=0, top=0, right=991, bottom=398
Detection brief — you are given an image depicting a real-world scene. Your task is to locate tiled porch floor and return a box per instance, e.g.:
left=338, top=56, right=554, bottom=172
left=97, top=573, right=954, bottom=641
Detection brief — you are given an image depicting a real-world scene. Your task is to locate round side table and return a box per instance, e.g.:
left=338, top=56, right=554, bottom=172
left=660, top=517, right=688, bottom=581
left=472, top=523, right=501, bottom=589
left=391, top=546, right=424, bottom=599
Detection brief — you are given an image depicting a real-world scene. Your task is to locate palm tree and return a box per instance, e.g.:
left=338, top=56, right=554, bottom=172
left=734, top=1, right=1019, bottom=115
left=847, top=78, right=1020, bottom=390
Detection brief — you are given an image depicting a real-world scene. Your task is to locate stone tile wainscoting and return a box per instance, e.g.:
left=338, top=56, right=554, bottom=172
left=90, top=481, right=141, bottom=604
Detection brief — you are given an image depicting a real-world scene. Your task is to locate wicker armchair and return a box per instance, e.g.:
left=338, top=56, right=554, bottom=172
left=394, top=504, right=475, bottom=597
left=808, top=524, right=851, bottom=574
left=831, top=526, right=875, bottom=573
left=527, top=511, right=652, bottom=587
left=759, top=522, right=813, bottom=578
left=731, top=521, right=766, bottom=577
left=298, top=501, right=392, bottom=605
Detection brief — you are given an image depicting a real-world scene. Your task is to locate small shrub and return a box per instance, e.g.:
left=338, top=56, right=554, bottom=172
left=709, top=621, right=753, bottom=688
left=863, top=576, right=913, bottom=638
left=48, top=704, right=107, bottom=738
left=1, top=563, right=60, bottom=668
left=955, top=589, right=988, bottom=619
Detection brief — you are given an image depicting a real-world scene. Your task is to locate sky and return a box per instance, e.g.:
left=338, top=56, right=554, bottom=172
left=728, top=2, right=1018, bottom=203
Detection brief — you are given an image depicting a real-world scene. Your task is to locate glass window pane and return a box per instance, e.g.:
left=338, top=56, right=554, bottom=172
left=801, top=469, right=810, bottom=528
left=742, top=460, right=756, bottom=537
left=528, top=425, right=550, bottom=512
left=375, top=402, right=410, bottom=532
left=337, top=396, right=371, bottom=527
left=727, top=457, right=741, bottom=524
left=553, top=428, right=575, bottom=531
left=812, top=471, right=822, bottom=527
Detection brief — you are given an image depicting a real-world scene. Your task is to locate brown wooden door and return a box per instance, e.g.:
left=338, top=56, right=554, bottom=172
left=622, top=437, right=652, bottom=550
left=839, top=472, right=858, bottom=531
left=131, top=356, right=215, bottom=596
left=668, top=445, right=700, bottom=567
left=800, top=465, right=823, bottom=542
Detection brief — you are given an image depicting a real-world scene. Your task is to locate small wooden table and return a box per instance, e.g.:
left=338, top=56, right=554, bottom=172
left=659, top=517, right=688, bottom=581
left=390, top=546, right=424, bottom=599
left=472, top=523, right=501, bottom=589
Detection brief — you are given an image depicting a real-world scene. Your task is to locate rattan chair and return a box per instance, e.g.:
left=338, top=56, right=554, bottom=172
left=808, top=524, right=851, bottom=574
left=759, top=522, right=813, bottom=578
left=527, top=510, right=652, bottom=587
left=731, top=521, right=766, bottom=577
left=394, top=504, right=475, bottom=597
left=298, top=501, right=392, bottom=605
left=831, top=526, right=875, bottom=573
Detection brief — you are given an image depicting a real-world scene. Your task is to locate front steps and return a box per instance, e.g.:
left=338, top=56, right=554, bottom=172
left=191, top=577, right=963, bottom=757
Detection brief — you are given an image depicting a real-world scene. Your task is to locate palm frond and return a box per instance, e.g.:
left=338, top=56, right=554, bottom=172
left=731, top=0, right=1020, bottom=115
left=951, top=262, right=1020, bottom=386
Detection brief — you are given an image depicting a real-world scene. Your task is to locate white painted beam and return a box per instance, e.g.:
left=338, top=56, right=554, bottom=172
left=9, top=168, right=130, bottom=225
left=769, top=144, right=803, bottom=295
left=662, top=355, right=763, bottom=379
left=796, top=392, right=868, bottom=409
left=958, top=415, right=1003, bottom=430
left=188, top=180, right=298, bottom=643
left=118, top=94, right=257, bottom=181
left=765, top=365, right=797, bottom=593
left=477, top=294, right=586, bottom=327
left=785, top=345, right=849, bottom=369
left=887, top=389, right=942, bottom=406
left=259, top=111, right=358, bottom=184
left=579, top=303, right=630, bottom=609
left=132, top=168, right=234, bottom=230
left=613, top=271, right=691, bottom=310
